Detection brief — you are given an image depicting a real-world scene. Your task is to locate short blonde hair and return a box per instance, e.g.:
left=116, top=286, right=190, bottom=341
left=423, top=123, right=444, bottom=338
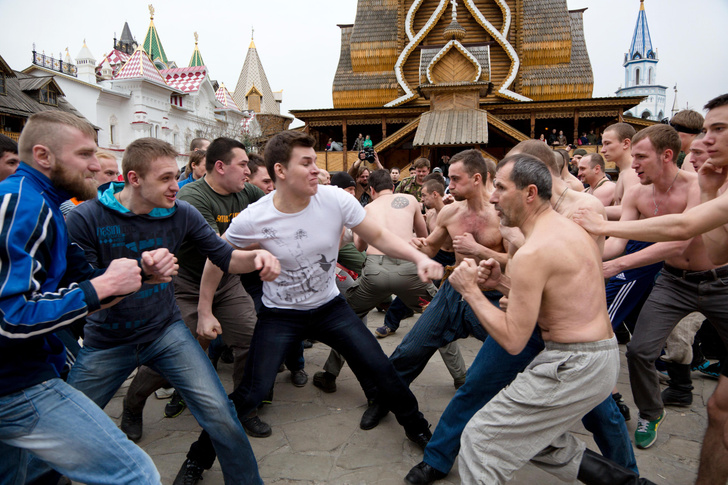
left=19, top=111, right=96, bottom=162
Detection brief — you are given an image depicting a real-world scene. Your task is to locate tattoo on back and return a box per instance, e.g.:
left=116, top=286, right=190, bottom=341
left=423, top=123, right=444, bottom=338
left=391, top=196, right=409, bottom=209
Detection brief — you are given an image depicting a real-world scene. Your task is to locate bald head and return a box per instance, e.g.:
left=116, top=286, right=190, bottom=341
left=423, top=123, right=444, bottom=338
left=507, top=140, right=559, bottom=176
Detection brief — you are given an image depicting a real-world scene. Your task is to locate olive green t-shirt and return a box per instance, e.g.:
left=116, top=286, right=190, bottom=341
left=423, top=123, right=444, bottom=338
left=177, top=177, right=265, bottom=282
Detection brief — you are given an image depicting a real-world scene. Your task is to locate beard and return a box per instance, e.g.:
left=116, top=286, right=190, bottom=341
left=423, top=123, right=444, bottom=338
left=51, top=163, right=97, bottom=201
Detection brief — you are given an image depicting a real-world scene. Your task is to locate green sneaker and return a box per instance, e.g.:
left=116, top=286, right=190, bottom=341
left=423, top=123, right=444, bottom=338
left=634, top=410, right=666, bottom=449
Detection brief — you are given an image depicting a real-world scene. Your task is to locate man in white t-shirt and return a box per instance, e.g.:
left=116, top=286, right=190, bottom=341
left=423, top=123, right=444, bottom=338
left=173, top=130, right=444, bottom=484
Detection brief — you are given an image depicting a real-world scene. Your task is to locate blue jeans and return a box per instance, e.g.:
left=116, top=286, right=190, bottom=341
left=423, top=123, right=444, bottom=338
left=187, top=295, right=428, bottom=468
left=390, top=279, right=499, bottom=385
left=66, top=320, right=262, bottom=485
left=423, top=330, right=638, bottom=475
left=0, top=379, right=159, bottom=485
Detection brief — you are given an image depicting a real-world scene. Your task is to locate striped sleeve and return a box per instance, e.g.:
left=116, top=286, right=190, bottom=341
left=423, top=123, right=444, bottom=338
left=0, top=186, right=92, bottom=339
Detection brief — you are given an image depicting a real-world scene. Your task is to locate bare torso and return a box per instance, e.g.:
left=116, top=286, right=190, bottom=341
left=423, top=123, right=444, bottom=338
left=426, top=208, right=454, bottom=252
left=516, top=210, right=612, bottom=343
left=437, top=200, right=504, bottom=264
left=613, top=168, right=639, bottom=205
left=364, top=193, right=423, bottom=256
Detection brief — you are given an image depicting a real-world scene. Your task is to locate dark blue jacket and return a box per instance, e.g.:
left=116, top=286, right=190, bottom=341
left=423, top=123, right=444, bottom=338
left=66, top=183, right=234, bottom=349
left=0, top=163, right=101, bottom=396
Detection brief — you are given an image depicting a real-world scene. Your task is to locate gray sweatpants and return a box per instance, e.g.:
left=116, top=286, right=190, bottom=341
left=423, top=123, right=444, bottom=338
left=459, top=337, right=619, bottom=484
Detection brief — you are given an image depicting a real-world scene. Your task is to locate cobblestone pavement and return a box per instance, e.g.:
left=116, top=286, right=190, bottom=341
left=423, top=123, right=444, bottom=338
left=103, top=310, right=716, bottom=484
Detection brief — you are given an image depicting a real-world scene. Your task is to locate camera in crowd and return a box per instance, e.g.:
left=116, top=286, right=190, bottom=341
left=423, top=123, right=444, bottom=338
left=362, top=146, right=375, bottom=163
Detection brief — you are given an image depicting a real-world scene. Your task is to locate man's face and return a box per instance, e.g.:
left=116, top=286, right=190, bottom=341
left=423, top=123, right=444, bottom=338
left=357, top=169, right=369, bottom=186
left=93, top=156, right=120, bottom=185
left=390, top=168, right=400, bottom=182
left=250, top=168, right=274, bottom=194
left=703, top=105, right=728, bottom=167
left=448, top=161, right=475, bottom=201
left=344, top=186, right=356, bottom=196
left=689, top=139, right=710, bottom=172
left=278, top=146, right=319, bottom=197
left=136, top=156, right=180, bottom=210
left=631, top=138, right=662, bottom=185
left=570, top=153, right=583, bottom=167
left=0, top=151, right=20, bottom=182
left=600, top=130, right=624, bottom=162
left=577, top=157, right=596, bottom=185
left=490, top=164, right=524, bottom=227
left=421, top=186, right=436, bottom=209
left=49, top=127, right=100, bottom=200
left=415, top=167, right=429, bottom=184
left=221, top=148, right=250, bottom=194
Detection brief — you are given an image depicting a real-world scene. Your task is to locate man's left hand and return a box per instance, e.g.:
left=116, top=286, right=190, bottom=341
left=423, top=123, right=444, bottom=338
left=141, top=248, right=178, bottom=284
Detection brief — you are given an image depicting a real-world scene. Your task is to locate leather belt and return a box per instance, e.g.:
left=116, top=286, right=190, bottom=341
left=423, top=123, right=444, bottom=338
left=663, top=264, right=728, bottom=283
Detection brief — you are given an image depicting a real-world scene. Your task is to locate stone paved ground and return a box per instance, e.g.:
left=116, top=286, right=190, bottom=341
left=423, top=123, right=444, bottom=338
left=104, top=310, right=717, bottom=485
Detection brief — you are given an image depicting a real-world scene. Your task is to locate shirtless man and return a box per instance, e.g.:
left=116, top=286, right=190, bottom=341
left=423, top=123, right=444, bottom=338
left=579, top=153, right=616, bottom=206
left=405, top=141, right=638, bottom=485
left=360, top=149, right=506, bottom=430
left=667, top=109, right=704, bottom=174
left=603, top=122, right=639, bottom=220
left=449, top=153, right=645, bottom=485
left=576, top=124, right=705, bottom=449
left=345, top=169, right=436, bottom=321
left=577, top=93, right=728, bottom=485
left=421, top=178, right=456, bottom=268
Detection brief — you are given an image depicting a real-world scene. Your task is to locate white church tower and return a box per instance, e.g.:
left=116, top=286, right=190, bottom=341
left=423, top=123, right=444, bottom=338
left=616, top=0, right=667, bottom=121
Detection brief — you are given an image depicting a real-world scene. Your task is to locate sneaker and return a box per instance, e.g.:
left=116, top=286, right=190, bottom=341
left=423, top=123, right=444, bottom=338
left=313, top=371, right=337, bottom=393
left=691, top=358, right=710, bottom=373
left=242, top=416, right=272, bottom=438
left=302, top=339, right=314, bottom=349
left=612, top=392, right=631, bottom=421
left=220, top=345, right=234, bottom=364
left=154, top=387, right=175, bottom=400
left=120, top=407, right=143, bottom=442
left=173, top=458, right=204, bottom=485
left=698, top=362, right=722, bottom=379
left=634, top=410, right=666, bottom=449
left=164, top=390, right=186, bottom=418
left=375, top=326, right=395, bottom=338
left=453, top=375, right=466, bottom=390
left=291, top=369, right=308, bottom=387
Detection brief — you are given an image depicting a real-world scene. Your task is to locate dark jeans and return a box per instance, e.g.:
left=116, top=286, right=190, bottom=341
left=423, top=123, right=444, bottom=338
left=187, top=295, right=428, bottom=469
left=242, top=274, right=304, bottom=371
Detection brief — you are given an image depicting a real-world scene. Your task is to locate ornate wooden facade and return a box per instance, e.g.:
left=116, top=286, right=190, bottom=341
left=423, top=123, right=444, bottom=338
left=292, top=0, right=646, bottom=170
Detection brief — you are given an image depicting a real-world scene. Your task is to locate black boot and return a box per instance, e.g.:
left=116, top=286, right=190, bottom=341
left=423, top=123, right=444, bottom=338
left=661, top=362, right=693, bottom=406
left=578, top=449, right=657, bottom=485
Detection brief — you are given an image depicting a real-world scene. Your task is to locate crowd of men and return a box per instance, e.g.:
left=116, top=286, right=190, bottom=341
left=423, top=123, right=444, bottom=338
left=1, top=92, right=727, bottom=485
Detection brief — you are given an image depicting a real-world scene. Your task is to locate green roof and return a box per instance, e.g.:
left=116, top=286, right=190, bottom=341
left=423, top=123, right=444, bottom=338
left=142, top=19, right=168, bottom=65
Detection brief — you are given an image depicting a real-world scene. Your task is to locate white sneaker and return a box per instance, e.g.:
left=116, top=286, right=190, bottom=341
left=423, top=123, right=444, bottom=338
left=155, top=387, right=175, bottom=400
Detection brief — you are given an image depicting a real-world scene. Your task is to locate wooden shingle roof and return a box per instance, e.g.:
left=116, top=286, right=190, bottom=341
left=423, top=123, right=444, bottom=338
left=521, top=0, right=573, bottom=67
left=520, top=9, right=593, bottom=100
left=333, top=24, right=398, bottom=108
left=0, top=69, right=88, bottom=121
left=348, top=0, right=399, bottom=72
left=413, top=109, right=488, bottom=147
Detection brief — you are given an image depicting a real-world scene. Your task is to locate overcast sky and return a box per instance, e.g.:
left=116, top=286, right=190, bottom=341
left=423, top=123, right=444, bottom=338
left=1, top=0, right=726, bottom=126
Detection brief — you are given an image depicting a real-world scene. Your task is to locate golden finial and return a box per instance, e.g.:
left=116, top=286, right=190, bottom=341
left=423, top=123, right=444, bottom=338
left=194, top=32, right=198, bottom=44
left=149, top=4, right=155, bottom=19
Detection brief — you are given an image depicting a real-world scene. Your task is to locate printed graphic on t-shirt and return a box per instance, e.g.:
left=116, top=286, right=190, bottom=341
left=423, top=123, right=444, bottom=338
left=262, top=226, right=336, bottom=303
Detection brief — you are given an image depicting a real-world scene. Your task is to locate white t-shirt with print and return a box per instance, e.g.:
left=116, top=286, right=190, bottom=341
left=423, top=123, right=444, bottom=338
left=226, top=185, right=366, bottom=310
